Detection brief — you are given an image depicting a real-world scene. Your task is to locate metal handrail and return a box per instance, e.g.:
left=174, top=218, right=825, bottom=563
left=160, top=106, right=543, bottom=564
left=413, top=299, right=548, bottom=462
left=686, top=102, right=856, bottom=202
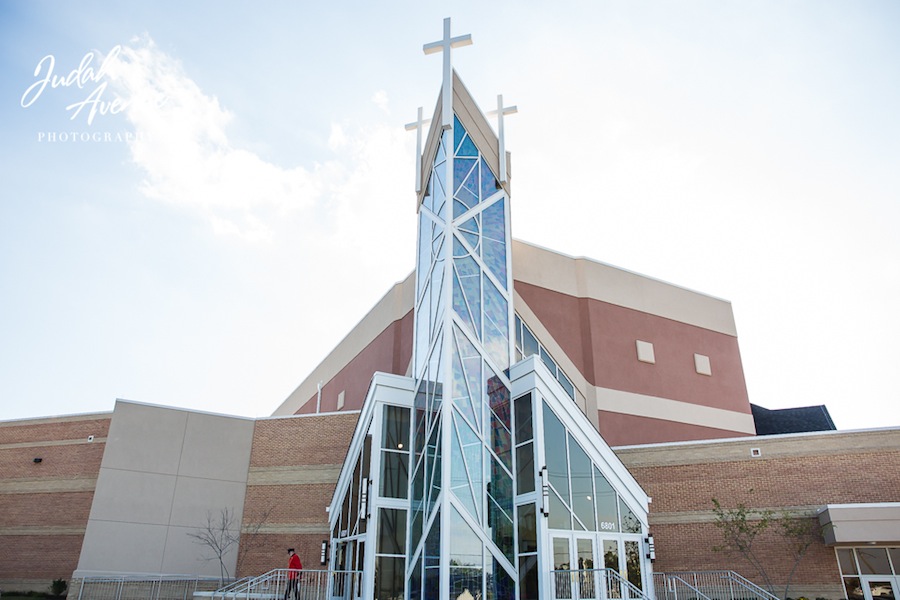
left=653, top=571, right=779, bottom=600
left=550, top=568, right=653, bottom=600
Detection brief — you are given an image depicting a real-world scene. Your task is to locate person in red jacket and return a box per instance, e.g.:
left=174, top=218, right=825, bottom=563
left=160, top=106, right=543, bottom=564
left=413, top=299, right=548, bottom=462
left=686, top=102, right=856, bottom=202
left=285, top=548, right=302, bottom=600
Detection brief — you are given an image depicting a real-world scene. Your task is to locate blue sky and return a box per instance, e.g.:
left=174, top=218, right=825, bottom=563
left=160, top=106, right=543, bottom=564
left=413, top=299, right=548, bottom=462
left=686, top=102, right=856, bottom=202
left=1, top=1, right=898, bottom=429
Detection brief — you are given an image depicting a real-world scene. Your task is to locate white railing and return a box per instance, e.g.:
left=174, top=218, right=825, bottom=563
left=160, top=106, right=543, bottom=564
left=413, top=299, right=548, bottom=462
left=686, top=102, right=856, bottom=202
left=75, top=575, right=224, bottom=600
left=653, top=571, right=780, bottom=600
left=203, top=569, right=358, bottom=600
left=551, top=568, right=652, bottom=600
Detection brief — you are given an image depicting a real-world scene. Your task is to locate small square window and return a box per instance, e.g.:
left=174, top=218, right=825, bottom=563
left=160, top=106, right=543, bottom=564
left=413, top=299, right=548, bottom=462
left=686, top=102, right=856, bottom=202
left=694, top=354, right=712, bottom=376
left=636, top=340, right=655, bottom=364
left=337, top=390, right=346, bottom=410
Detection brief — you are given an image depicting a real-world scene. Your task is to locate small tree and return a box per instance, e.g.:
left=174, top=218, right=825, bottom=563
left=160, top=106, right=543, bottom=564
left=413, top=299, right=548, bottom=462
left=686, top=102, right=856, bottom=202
left=50, top=578, right=68, bottom=597
left=235, top=506, right=275, bottom=576
left=711, top=497, right=776, bottom=594
left=712, top=496, right=825, bottom=599
left=188, top=508, right=240, bottom=585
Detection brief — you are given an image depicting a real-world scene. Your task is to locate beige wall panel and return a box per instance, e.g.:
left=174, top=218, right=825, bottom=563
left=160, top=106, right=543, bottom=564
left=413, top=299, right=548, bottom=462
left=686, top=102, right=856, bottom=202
left=168, top=478, right=248, bottom=528
left=88, top=469, right=177, bottom=525
left=160, top=523, right=237, bottom=577
left=512, top=240, right=738, bottom=336
left=821, top=504, right=900, bottom=545
left=76, top=520, right=169, bottom=574
left=179, top=412, right=254, bottom=481
left=101, top=402, right=187, bottom=474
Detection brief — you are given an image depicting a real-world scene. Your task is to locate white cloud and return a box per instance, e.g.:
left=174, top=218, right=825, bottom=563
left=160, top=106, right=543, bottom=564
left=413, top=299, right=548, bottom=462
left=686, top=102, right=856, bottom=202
left=104, top=35, right=375, bottom=243
left=372, top=89, right=390, bottom=114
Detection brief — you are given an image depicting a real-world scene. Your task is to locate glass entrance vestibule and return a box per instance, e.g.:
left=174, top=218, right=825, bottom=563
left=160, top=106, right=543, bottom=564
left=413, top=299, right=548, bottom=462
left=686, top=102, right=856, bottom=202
left=326, top=359, right=654, bottom=600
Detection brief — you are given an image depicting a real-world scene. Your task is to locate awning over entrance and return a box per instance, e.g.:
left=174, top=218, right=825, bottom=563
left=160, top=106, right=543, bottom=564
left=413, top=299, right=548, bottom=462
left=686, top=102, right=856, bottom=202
left=819, top=503, right=900, bottom=545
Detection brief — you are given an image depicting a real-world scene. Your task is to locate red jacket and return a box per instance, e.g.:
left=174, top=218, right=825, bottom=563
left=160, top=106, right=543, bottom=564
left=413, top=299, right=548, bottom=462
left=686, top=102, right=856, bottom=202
left=288, top=553, right=302, bottom=579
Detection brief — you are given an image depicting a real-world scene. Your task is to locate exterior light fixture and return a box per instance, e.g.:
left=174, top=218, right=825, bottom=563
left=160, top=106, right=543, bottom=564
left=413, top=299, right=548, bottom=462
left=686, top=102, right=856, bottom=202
left=33, top=457, right=42, bottom=463
left=320, top=540, right=328, bottom=565
left=645, top=534, right=656, bottom=562
left=540, top=466, right=550, bottom=516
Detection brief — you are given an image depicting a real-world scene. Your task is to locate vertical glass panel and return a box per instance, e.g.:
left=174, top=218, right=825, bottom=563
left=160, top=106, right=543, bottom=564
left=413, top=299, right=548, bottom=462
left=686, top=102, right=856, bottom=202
left=455, top=325, right=483, bottom=430
left=380, top=451, right=409, bottom=499
left=619, top=499, right=642, bottom=533
left=479, top=157, right=500, bottom=201
left=432, top=164, right=446, bottom=217
left=375, top=556, right=405, bottom=600
left=516, top=442, right=535, bottom=494
left=890, top=548, right=900, bottom=574
left=409, top=556, right=422, bottom=600
left=452, top=335, right=478, bottom=427
left=553, top=537, right=573, bottom=599
left=515, top=393, right=533, bottom=442
left=488, top=455, right=514, bottom=561
left=453, top=115, right=466, bottom=153
left=543, top=403, right=570, bottom=503
left=487, top=369, right=512, bottom=471
left=540, top=346, right=557, bottom=374
left=450, top=507, right=484, bottom=600
left=417, top=212, right=430, bottom=295
left=515, top=314, right=522, bottom=350
left=489, top=558, right=515, bottom=600
left=425, top=509, right=441, bottom=567
left=424, top=566, right=440, bottom=600
left=844, top=577, right=864, bottom=600
left=517, top=503, right=537, bottom=553
left=837, top=548, right=858, bottom=575
left=568, top=435, right=596, bottom=531
left=455, top=250, right=482, bottom=340
left=519, top=555, right=539, bottom=600
left=481, top=198, right=507, bottom=286
left=414, top=283, right=430, bottom=376
left=548, top=488, right=572, bottom=530
left=451, top=413, right=482, bottom=521
left=858, top=548, right=892, bottom=574
left=454, top=158, right=478, bottom=202
left=383, top=405, right=410, bottom=450
left=603, top=540, right=619, bottom=571
left=624, top=540, right=642, bottom=590
left=558, top=370, right=575, bottom=400
left=349, top=459, right=360, bottom=533
left=453, top=268, right=477, bottom=340
left=522, top=323, right=539, bottom=358
left=595, top=468, right=619, bottom=532
left=577, top=539, right=597, bottom=600
left=425, top=415, right=441, bottom=517
left=377, top=508, right=407, bottom=555
left=482, top=273, right=509, bottom=371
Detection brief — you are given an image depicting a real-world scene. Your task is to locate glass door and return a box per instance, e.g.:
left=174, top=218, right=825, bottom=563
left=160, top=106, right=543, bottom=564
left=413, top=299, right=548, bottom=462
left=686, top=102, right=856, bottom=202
left=860, top=576, right=897, bottom=600
left=550, top=534, right=599, bottom=600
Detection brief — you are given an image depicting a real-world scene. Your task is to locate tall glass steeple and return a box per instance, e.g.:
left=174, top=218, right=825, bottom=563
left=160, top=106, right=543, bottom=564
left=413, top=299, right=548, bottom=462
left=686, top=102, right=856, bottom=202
left=407, top=17, right=517, bottom=600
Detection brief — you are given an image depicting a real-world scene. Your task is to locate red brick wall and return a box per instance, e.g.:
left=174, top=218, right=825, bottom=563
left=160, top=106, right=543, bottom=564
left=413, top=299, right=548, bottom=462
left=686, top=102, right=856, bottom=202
left=237, top=413, right=360, bottom=577
left=617, top=429, right=900, bottom=596
left=0, top=415, right=109, bottom=592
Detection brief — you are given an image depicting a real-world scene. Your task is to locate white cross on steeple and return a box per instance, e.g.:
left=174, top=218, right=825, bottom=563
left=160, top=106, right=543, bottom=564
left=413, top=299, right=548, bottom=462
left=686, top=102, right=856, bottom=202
left=488, top=94, right=517, bottom=183
left=424, top=17, right=472, bottom=130
left=405, top=106, right=432, bottom=193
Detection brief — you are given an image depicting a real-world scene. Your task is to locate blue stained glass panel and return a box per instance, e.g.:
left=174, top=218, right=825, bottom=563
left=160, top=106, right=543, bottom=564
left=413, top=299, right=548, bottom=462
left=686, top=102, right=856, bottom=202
left=454, top=158, right=477, bottom=197
left=462, top=163, right=480, bottom=205
left=453, top=115, right=466, bottom=154
left=452, top=268, right=477, bottom=339
left=455, top=326, right=482, bottom=430
left=436, top=133, right=447, bottom=165
left=422, top=175, right=434, bottom=215
left=482, top=198, right=505, bottom=242
left=480, top=157, right=500, bottom=201
left=482, top=200, right=507, bottom=287
left=455, top=252, right=482, bottom=341
left=457, top=133, right=478, bottom=157
left=482, top=274, right=509, bottom=371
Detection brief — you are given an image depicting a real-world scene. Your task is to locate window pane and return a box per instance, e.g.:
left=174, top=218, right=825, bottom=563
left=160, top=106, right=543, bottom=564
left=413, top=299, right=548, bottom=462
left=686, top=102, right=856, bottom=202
left=514, top=393, right=533, bottom=442
left=540, top=346, right=556, bottom=373
left=866, top=580, right=895, bottom=600
left=409, top=556, right=422, bottom=600
left=603, top=540, right=619, bottom=571
left=519, top=555, right=539, bottom=600
left=595, top=468, right=618, bottom=532
left=548, top=488, right=572, bottom=530
left=375, top=555, right=405, bottom=600
left=450, top=507, right=483, bottom=567
left=844, top=577, right=864, bottom=600
left=380, top=451, right=409, bottom=499
left=489, top=558, right=516, bottom=600
left=625, top=540, right=642, bottom=590
left=377, top=508, right=407, bottom=555
left=569, top=435, right=596, bottom=531
left=516, top=442, right=535, bottom=494
left=558, top=370, right=575, bottom=400
left=837, top=548, right=858, bottom=575
left=543, top=403, right=570, bottom=503
left=891, top=548, right=900, bottom=574
left=383, top=405, right=410, bottom=451
left=517, top=503, right=538, bottom=553
left=620, top=498, right=642, bottom=533
left=522, top=324, right=539, bottom=358
left=424, top=566, right=440, bottom=600
left=425, top=510, right=441, bottom=567
left=859, top=548, right=892, bottom=574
